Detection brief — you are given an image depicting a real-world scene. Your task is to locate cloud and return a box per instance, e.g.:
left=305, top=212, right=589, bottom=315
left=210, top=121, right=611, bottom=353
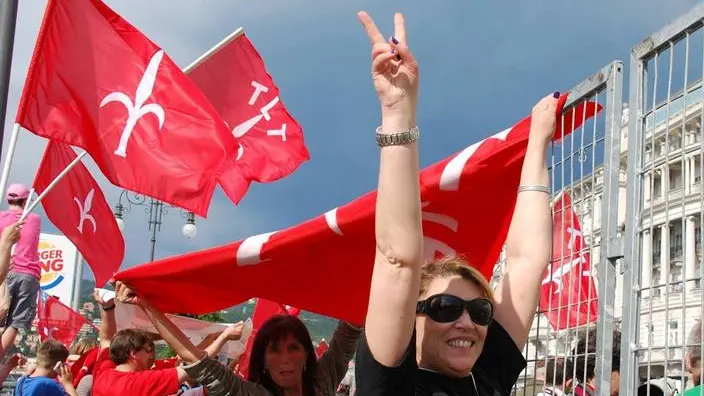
left=2, top=0, right=702, bottom=282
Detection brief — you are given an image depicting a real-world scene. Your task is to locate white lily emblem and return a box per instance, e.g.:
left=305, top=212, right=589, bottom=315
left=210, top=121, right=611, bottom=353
left=100, top=50, right=166, bottom=157
left=74, top=189, right=97, bottom=234
left=541, top=253, right=590, bottom=294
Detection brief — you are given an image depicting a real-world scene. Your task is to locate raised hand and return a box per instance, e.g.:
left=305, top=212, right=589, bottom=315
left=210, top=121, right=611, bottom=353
left=223, top=321, right=244, bottom=341
left=115, top=281, right=140, bottom=305
left=92, top=289, right=115, bottom=309
left=358, top=11, right=419, bottom=117
left=1, top=222, right=23, bottom=246
left=530, top=92, right=561, bottom=143
left=57, top=363, right=73, bottom=387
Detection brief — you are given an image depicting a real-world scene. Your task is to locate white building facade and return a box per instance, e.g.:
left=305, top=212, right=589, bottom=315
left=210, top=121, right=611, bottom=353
left=502, top=82, right=704, bottom=388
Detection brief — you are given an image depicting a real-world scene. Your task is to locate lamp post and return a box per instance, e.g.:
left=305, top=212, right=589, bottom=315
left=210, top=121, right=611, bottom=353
left=114, top=190, right=197, bottom=262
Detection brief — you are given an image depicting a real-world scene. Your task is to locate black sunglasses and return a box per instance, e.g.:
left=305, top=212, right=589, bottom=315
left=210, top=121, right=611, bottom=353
left=416, top=294, right=494, bottom=325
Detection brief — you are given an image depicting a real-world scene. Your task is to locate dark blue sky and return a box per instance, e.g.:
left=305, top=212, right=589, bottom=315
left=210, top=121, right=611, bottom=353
left=2, top=0, right=701, bottom=279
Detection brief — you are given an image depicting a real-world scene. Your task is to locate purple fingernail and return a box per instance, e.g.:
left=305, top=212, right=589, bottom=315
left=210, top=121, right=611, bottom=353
left=553, top=91, right=560, bottom=98
left=391, top=36, right=399, bottom=45
left=390, top=49, right=396, bottom=54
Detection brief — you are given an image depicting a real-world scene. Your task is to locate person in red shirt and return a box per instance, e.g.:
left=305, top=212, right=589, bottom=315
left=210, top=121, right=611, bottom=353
left=92, top=328, right=186, bottom=396
left=90, top=291, right=189, bottom=396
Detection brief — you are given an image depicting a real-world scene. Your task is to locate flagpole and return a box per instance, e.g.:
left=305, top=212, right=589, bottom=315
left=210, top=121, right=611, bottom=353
left=71, top=255, right=84, bottom=311
left=183, top=27, right=244, bottom=73
left=19, top=150, right=88, bottom=222
left=20, top=188, right=34, bottom=217
left=0, top=0, right=19, bottom=163
left=0, top=123, right=20, bottom=199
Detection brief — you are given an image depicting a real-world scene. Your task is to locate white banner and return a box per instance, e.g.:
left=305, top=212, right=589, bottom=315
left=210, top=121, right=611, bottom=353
left=97, top=288, right=253, bottom=360
left=38, top=233, right=78, bottom=306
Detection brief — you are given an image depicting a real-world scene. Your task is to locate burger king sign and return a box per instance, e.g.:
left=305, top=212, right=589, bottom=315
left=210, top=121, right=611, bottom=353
left=38, top=233, right=78, bottom=305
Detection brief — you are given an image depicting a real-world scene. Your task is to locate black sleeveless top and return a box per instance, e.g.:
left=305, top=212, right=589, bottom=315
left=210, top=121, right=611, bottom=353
left=355, top=321, right=526, bottom=396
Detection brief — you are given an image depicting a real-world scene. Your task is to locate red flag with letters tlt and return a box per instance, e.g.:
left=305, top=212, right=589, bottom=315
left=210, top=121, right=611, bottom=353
left=37, top=291, right=93, bottom=348
left=539, top=191, right=599, bottom=330
left=16, top=0, right=237, bottom=216
left=187, top=32, right=309, bottom=204
left=34, top=142, right=125, bottom=287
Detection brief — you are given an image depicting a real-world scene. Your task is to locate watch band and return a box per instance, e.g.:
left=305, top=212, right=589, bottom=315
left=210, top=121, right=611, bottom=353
left=375, top=126, right=420, bottom=147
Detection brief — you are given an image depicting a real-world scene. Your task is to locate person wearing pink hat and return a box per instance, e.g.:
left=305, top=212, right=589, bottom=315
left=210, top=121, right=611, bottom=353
left=0, top=183, right=41, bottom=361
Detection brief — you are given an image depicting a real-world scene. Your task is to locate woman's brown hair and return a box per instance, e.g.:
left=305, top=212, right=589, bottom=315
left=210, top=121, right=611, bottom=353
left=419, top=255, right=494, bottom=300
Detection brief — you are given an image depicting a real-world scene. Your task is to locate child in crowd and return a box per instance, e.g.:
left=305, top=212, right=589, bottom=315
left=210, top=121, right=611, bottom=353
left=15, top=339, right=78, bottom=396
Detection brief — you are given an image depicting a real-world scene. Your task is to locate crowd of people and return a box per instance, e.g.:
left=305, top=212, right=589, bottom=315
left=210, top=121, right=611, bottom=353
left=0, top=10, right=697, bottom=396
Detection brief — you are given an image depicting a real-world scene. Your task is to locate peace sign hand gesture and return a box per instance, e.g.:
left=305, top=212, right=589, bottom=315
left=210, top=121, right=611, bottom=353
left=358, top=12, right=419, bottom=117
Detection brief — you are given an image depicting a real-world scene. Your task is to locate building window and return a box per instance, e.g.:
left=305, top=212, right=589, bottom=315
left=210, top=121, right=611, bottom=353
left=668, top=320, right=679, bottom=346
left=671, top=225, right=683, bottom=260
left=652, top=268, right=661, bottom=288
left=653, top=175, right=662, bottom=198
left=669, top=165, right=683, bottom=190
left=696, top=224, right=701, bottom=255
left=670, top=264, right=683, bottom=292
left=694, top=158, right=702, bottom=184
left=653, top=229, right=661, bottom=266
left=648, top=323, right=655, bottom=346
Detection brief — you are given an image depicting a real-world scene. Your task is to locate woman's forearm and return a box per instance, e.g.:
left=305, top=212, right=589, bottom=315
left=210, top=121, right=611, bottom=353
left=139, top=301, right=203, bottom=364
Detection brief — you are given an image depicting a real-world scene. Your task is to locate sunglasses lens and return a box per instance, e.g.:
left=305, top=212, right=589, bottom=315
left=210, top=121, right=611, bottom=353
left=467, top=299, right=493, bottom=326
left=427, top=295, right=464, bottom=323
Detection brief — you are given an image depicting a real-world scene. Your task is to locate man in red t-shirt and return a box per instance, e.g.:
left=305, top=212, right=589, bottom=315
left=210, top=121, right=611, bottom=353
left=91, top=292, right=188, bottom=396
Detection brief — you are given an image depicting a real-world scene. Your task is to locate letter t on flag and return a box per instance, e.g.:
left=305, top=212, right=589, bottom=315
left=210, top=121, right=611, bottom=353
left=34, top=142, right=125, bottom=287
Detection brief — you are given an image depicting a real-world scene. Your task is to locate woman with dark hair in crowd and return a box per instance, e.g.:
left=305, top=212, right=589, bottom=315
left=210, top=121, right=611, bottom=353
left=353, top=10, right=557, bottom=396
left=113, top=281, right=361, bottom=396
left=246, top=315, right=320, bottom=395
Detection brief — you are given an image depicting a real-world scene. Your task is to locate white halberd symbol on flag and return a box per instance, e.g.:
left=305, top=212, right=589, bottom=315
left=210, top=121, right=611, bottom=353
left=231, top=81, right=287, bottom=160
left=74, top=189, right=97, bottom=234
left=542, top=228, right=591, bottom=294
left=100, top=50, right=166, bottom=158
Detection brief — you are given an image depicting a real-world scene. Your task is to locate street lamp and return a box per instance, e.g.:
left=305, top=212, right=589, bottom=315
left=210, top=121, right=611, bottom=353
left=113, top=190, right=197, bottom=262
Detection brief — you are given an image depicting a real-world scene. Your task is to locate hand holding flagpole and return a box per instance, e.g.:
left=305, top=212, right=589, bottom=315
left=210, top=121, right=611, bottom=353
left=19, top=151, right=88, bottom=222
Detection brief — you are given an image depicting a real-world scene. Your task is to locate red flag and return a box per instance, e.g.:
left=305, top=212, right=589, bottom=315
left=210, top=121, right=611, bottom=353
left=33, top=142, right=124, bottom=287
left=187, top=32, right=309, bottom=204
left=115, top=96, right=602, bottom=324
left=539, top=191, right=599, bottom=330
left=70, top=347, right=99, bottom=388
left=153, top=357, right=179, bottom=369
left=236, top=299, right=300, bottom=378
left=37, top=292, right=92, bottom=348
left=16, top=0, right=236, bottom=216
left=316, top=339, right=329, bottom=358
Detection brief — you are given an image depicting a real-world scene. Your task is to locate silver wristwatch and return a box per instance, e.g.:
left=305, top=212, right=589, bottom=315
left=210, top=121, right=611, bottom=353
left=375, top=126, right=420, bottom=147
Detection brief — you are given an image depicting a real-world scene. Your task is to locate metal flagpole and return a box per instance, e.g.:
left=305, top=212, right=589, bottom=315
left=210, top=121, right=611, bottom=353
left=0, top=123, right=20, bottom=199
left=19, top=150, right=88, bottom=222
left=71, top=256, right=84, bottom=311
left=183, top=27, right=244, bottom=73
left=0, top=0, right=18, bottom=162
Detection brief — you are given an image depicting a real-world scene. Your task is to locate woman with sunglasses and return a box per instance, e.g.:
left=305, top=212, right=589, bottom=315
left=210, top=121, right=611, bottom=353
left=355, top=11, right=557, bottom=396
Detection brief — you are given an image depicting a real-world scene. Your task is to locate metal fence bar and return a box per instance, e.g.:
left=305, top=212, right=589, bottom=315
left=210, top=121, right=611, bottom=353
left=593, top=60, right=624, bottom=396
left=621, top=4, right=704, bottom=395
left=513, top=61, right=623, bottom=396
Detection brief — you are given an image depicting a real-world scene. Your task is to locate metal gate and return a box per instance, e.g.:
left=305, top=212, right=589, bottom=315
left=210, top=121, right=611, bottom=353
left=622, top=3, right=704, bottom=395
left=511, top=61, right=624, bottom=395
left=514, top=4, right=704, bottom=395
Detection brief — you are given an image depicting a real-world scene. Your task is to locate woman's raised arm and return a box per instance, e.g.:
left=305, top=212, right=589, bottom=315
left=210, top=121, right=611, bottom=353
left=358, top=11, right=424, bottom=367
